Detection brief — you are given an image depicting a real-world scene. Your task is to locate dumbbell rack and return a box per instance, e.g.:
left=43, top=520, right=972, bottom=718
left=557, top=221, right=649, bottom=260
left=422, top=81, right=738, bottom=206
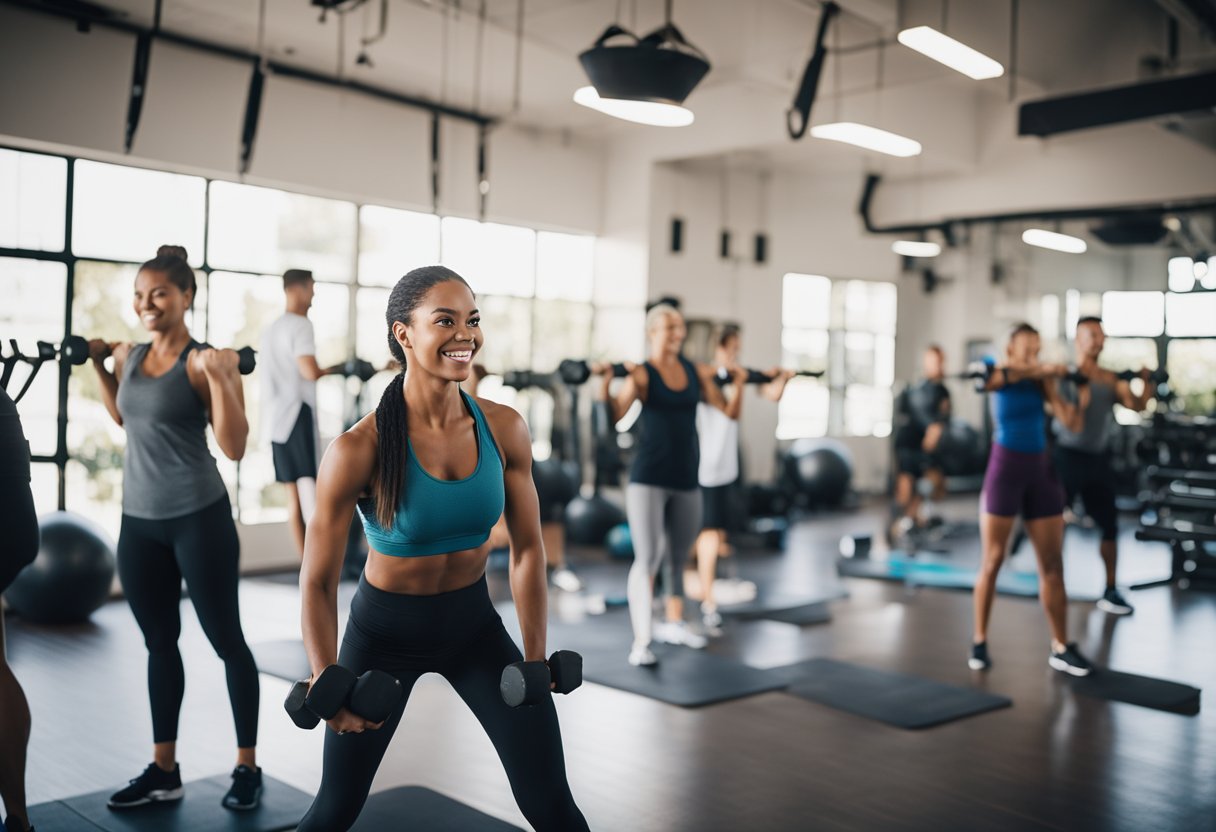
left=1133, top=467, right=1216, bottom=591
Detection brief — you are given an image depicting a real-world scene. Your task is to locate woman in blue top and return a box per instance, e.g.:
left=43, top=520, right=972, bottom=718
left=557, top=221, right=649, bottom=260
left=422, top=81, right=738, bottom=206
left=971, top=323, right=1092, bottom=676
left=296, top=267, right=586, bottom=832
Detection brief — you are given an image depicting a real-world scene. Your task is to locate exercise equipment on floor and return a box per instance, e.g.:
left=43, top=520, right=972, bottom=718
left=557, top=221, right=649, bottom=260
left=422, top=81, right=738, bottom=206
left=1134, top=464, right=1216, bottom=590
left=349, top=786, right=524, bottom=831
left=780, top=438, right=852, bottom=509
left=769, top=658, right=1012, bottom=729
left=27, top=773, right=313, bottom=832
left=6, top=511, right=116, bottom=625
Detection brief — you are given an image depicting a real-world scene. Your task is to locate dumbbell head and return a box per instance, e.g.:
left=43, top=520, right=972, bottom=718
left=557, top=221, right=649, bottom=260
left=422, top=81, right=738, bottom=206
left=349, top=669, right=402, bottom=724
left=304, top=664, right=357, bottom=720
left=237, top=346, right=256, bottom=375
left=558, top=359, right=592, bottom=386
left=61, top=335, right=90, bottom=366
left=547, top=650, right=583, bottom=695
left=284, top=679, right=321, bottom=730
left=500, top=661, right=552, bottom=708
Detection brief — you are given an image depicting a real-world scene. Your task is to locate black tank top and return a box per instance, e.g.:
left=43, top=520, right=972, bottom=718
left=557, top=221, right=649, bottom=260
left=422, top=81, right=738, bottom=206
left=630, top=357, right=701, bottom=490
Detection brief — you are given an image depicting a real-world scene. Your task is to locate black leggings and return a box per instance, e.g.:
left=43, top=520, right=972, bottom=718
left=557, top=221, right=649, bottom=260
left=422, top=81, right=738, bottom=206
left=0, top=476, right=39, bottom=595
left=1054, top=446, right=1119, bottom=541
left=117, top=494, right=259, bottom=748
left=297, top=574, right=588, bottom=832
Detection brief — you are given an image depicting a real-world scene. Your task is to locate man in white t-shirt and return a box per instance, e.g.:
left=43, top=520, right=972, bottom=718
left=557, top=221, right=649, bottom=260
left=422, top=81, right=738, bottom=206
left=695, top=324, right=794, bottom=632
left=261, top=269, right=335, bottom=557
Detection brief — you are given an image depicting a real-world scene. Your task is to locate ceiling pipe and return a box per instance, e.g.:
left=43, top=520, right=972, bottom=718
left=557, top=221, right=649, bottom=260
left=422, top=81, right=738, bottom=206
left=2, top=0, right=494, bottom=127
left=859, top=173, right=1216, bottom=244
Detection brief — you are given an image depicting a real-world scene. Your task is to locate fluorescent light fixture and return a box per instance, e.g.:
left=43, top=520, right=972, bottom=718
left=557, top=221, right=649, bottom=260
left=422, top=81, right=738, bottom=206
left=1168, top=256, right=1196, bottom=292
left=573, top=86, right=695, bottom=127
left=809, top=122, right=922, bottom=157
left=897, top=26, right=1004, bottom=80
left=1022, top=228, right=1087, bottom=254
left=892, top=240, right=941, bottom=257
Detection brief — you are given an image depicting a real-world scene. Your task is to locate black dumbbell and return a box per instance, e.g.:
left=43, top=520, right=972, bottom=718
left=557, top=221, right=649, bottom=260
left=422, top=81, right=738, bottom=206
left=179, top=343, right=257, bottom=376
left=713, top=367, right=824, bottom=386
left=558, top=358, right=592, bottom=386
left=349, top=669, right=403, bottom=723
left=500, top=650, right=583, bottom=708
left=1115, top=369, right=1169, bottom=383
left=284, top=665, right=402, bottom=729
left=339, top=357, right=377, bottom=382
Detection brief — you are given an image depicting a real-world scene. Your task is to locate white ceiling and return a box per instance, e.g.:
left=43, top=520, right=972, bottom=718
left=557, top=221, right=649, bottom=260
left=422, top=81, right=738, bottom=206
left=81, top=0, right=1216, bottom=169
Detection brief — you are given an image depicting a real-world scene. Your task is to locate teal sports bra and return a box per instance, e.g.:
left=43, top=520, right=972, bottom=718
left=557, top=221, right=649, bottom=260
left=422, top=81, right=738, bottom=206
left=357, top=391, right=505, bottom=557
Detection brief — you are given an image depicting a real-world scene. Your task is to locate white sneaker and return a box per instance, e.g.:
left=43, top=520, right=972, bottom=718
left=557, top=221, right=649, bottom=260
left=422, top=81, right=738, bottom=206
left=654, top=620, right=708, bottom=649
left=713, top=578, right=757, bottom=605
left=628, top=644, right=657, bottom=666
left=549, top=566, right=583, bottom=593
left=701, top=602, right=723, bottom=630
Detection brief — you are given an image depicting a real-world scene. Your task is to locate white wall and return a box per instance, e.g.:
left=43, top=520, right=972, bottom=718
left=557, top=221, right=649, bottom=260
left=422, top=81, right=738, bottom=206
left=0, top=5, right=605, bottom=233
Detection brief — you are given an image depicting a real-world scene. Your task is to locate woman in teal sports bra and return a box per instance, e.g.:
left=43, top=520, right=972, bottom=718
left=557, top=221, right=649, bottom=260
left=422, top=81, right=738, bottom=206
left=296, top=266, right=587, bottom=832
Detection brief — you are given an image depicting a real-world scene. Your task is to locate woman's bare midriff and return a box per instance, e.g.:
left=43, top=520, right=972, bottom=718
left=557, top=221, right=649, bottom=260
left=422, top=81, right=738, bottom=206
left=363, top=544, right=493, bottom=595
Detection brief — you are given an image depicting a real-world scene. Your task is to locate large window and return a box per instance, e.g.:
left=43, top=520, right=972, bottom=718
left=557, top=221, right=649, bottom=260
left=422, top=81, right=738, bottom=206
left=778, top=274, right=894, bottom=440
left=1, top=145, right=613, bottom=538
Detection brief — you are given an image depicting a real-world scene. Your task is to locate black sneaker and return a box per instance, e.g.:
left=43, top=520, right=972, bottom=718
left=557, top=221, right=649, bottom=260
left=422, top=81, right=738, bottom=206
left=1049, top=643, right=1093, bottom=677
left=5, top=816, right=34, bottom=832
left=107, top=763, right=183, bottom=809
left=968, top=642, right=991, bottom=671
left=222, top=765, right=263, bottom=811
left=1096, top=587, right=1134, bottom=616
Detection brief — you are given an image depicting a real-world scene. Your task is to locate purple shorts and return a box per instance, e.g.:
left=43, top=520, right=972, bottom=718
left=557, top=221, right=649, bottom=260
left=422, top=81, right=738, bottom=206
left=981, top=443, right=1065, bottom=520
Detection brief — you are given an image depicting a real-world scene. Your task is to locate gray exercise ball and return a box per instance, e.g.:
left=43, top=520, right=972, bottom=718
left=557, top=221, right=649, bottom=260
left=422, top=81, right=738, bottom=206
left=6, top=511, right=116, bottom=625
left=783, top=438, right=853, bottom=508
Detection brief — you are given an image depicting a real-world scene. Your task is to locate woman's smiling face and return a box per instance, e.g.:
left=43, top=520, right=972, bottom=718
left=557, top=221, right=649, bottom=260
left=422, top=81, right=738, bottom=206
left=394, top=279, right=482, bottom=382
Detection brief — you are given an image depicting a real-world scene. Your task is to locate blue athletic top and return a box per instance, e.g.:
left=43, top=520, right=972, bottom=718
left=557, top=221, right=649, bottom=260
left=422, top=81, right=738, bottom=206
left=630, top=357, right=701, bottom=490
left=991, top=378, right=1047, bottom=454
left=357, top=391, right=505, bottom=557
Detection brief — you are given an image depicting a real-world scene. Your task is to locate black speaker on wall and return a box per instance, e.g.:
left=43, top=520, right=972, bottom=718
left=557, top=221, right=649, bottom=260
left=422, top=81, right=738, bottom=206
left=754, top=233, right=768, bottom=264
left=670, top=217, right=684, bottom=253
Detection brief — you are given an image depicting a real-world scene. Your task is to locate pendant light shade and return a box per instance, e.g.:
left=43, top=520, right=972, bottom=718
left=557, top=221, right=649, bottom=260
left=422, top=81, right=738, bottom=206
left=576, top=19, right=710, bottom=126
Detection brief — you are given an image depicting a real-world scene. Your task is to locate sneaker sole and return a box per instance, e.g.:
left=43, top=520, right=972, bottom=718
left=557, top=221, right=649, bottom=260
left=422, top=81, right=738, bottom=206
left=1096, top=599, right=1132, bottom=615
left=108, top=787, right=184, bottom=809
left=223, top=785, right=263, bottom=811
left=1048, top=656, right=1092, bottom=677
left=967, top=658, right=990, bottom=670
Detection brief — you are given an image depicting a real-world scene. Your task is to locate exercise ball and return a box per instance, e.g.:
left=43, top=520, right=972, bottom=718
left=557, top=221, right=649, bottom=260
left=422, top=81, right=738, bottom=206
left=565, top=494, right=626, bottom=545
left=605, top=523, right=634, bottom=559
left=533, top=458, right=580, bottom=510
left=783, top=439, right=852, bottom=508
left=6, top=511, right=116, bottom=625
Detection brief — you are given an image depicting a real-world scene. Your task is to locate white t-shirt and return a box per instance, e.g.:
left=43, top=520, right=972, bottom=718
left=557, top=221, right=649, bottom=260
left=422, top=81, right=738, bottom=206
left=697, top=402, right=740, bottom=487
left=261, top=313, right=318, bottom=444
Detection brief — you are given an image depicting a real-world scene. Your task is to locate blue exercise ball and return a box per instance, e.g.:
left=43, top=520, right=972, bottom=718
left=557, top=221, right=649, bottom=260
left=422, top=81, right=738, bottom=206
left=783, top=438, right=853, bottom=507
left=6, top=511, right=116, bottom=625
left=606, top=523, right=634, bottom=559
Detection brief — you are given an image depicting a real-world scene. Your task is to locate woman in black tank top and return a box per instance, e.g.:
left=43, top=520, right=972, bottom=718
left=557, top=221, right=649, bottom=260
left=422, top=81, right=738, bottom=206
left=593, top=303, right=741, bottom=667
left=89, top=246, right=265, bottom=813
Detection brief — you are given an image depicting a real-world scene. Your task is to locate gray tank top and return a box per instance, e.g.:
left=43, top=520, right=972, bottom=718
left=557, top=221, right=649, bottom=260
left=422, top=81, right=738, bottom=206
left=116, top=341, right=228, bottom=519
left=1054, top=378, right=1117, bottom=454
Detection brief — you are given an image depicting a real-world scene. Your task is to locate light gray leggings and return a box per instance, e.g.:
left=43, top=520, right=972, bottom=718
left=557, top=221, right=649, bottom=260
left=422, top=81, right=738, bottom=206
left=625, top=483, right=703, bottom=647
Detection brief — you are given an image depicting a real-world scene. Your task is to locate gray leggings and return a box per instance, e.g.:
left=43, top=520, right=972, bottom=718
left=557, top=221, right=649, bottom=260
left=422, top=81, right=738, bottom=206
left=625, top=483, right=702, bottom=647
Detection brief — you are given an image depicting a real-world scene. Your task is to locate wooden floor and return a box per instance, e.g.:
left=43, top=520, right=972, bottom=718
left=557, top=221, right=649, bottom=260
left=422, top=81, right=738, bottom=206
left=8, top=498, right=1215, bottom=831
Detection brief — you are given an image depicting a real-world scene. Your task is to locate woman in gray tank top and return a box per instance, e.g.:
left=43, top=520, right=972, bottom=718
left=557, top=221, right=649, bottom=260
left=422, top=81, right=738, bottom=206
left=88, top=246, right=264, bottom=813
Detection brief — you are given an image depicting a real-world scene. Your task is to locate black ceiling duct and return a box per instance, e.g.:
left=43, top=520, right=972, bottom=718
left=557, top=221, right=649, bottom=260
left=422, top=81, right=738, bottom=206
left=579, top=23, right=710, bottom=107
left=1019, top=69, right=1216, bottom=137
left=1089, top=216, right=1170, bottom=246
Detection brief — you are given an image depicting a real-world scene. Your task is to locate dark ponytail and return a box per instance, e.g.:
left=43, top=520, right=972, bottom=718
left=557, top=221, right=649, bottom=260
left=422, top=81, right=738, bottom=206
left=371, top=265, right=473, bottom=530
left=139, top=244, right=197, bottom=307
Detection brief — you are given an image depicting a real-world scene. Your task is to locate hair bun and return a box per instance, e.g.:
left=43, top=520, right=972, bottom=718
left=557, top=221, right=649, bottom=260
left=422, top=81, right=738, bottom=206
left=156, top=244, right=188, bottom=261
